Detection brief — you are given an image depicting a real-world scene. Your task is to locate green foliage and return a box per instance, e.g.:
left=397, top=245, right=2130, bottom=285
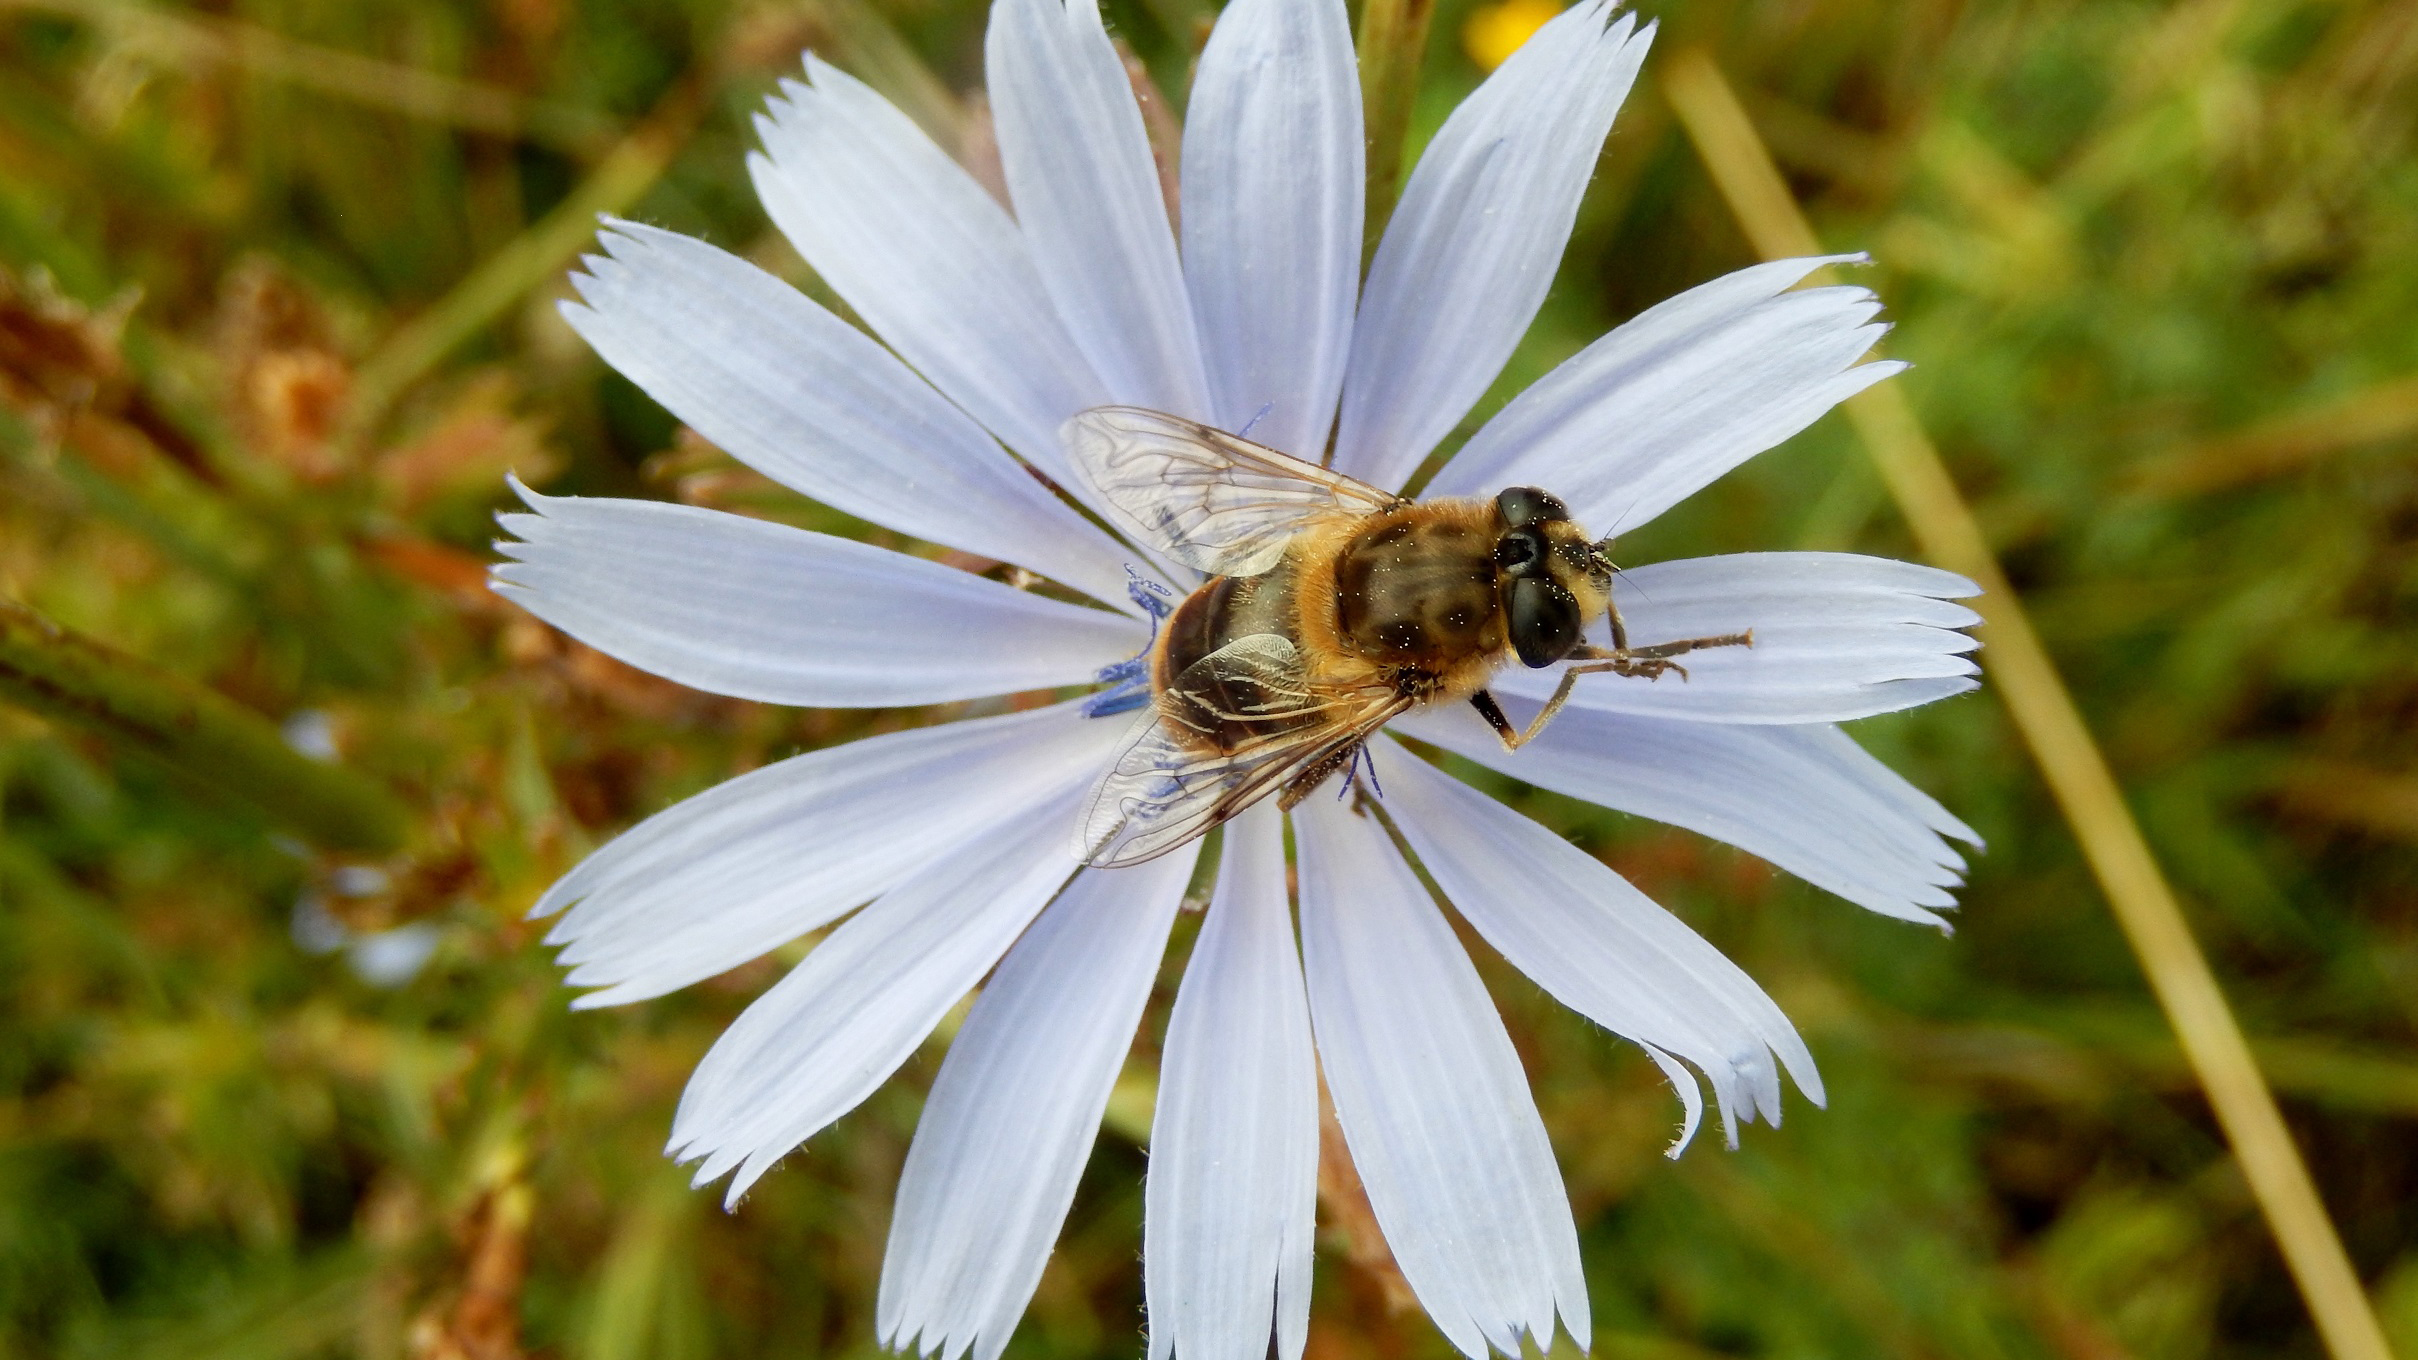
left=0, top=0, right=2412, bottom=1357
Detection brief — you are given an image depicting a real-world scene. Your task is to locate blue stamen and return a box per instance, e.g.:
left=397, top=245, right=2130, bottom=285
left=1237, top=402, right=1275, bottom=440
left=1126, top=568, right=1174, bottom=620
left=1088, top=568, right=1177, bottom=718
left=1335, top=743, right=1383, bottom=801
left=1083, top=684, right=1152, bottom=717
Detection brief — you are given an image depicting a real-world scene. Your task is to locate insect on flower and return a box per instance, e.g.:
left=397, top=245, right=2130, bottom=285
left=1069, top=406, right=1754, bottom=866
left=491, top=0, right=1990, bottom=1355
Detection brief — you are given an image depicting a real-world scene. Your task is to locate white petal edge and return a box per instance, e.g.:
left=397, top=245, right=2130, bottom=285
left=1293, top=793, right=1588, bottom=1358
left=1427, top=255, right=1903, bottom=534
left=879, top=845, right=1198, bottom=1360
left=1639, top=1043, right=1706, bottom=1153
left=750, top=59, right=1110, bottom=489
left=1332, top=1, right=1650, bottom=490
left=493, top=487, right=1146, bottom=708
left=1392, top=699, right=1975, bottom=927
left=560, top=221, right=1133, bottom=610
left=1372, top=739, right=1819, bottom=1149
left=989, top=0, right=1213, bottom=421
left=667, top=783, right=1088, bottom=1205
left=536, top=701, right=1119, bottom=1008
left=1495, top=552, right=1983, bottom=725
left=1145, top=804, right=1316, bottom=1360
left=1180, top=0, right=1362, bottom=459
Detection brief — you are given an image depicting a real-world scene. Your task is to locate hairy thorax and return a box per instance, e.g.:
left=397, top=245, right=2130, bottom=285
left=1296, top=500, right=1510, bottom=706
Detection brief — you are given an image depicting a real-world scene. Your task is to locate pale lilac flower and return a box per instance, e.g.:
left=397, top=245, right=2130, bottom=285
left=493, top=1, right=1982, bottom=1356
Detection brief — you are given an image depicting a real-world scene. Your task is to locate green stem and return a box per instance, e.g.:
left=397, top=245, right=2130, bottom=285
left=345, top=81, right=701, bottom=441
left=1357, top=0, right=1436, bottom=263
left=812, top=0, right=966, bottom=146
left=0, top=596, right=409, bottom=855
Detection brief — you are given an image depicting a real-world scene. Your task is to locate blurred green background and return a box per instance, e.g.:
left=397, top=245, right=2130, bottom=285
left=0, top=0, right=2414, bottom=1356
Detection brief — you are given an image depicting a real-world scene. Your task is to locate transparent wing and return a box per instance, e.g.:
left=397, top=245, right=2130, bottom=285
left=1062, top=406, right=1404, bottom=577
left=1075, top=634, right=1406, bottom=868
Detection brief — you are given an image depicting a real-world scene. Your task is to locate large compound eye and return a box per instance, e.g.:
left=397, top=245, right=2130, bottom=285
left=1507, top=576, right=1581, bottom=668
left=1495, top=486, right=1569, bottom=529
left=1492, top=526, right=1548, bottom=577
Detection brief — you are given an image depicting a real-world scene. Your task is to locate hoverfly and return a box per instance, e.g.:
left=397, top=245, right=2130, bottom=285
left=1068, top=406, right=1752, bottom=868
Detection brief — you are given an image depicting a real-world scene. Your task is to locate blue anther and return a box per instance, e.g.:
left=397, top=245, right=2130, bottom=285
left=1336, top=744, right=1383, bottom=801
left=1089, top=567, right=1177, bottom=719
left=1126, top=568, right=1175, bottom=620
left=1082, top=683, right=1152, bottom=718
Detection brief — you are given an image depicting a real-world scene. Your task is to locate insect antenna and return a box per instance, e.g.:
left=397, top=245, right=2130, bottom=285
left=1603, top=558, right=1654, bottom=605
left=1596, top=486, right=1650, bottom=543
left=1592, top=484, right=1658, bottom=609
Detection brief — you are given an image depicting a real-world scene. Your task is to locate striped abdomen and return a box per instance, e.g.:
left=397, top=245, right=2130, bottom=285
left=1151, top=569, right=1314, bottom=755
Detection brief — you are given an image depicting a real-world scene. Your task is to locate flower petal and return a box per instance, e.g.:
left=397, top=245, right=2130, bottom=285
left=1392, top=700, right=1974, bottom=927
left=1495, top=552, right=1982, bottom=724
left=1293, top=794, right=1587, bottom=1358
left=1425, top=256, right=1902, bottom=532
left=1332, top=1, right=1650, bottom=490
left=1638, top=1043, right=1706, bottom=1152
left=535, top=701, right=1117, bottom=1008
left=749, top=59, right=1109, bottom=486
left=879, top=845, right=1197, bottom=1360
left=493, top=487, right=1145, bottom=708
left=668, top=783, right=1088, bottom=1205
left=1180, top=0, right=1361, bottom=458
left=560, top=222, right=1133, bottom=608
left=1145, top=804, right=1316, bottom=1360
left=1371, top=740, right=1818, bottom=1149
left=989, top=0, right=1212, bottom=420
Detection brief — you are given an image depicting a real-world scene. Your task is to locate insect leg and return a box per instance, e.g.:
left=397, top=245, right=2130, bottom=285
left=1624, top=629, right=1754, bottom=660
left=1605, top=596, right=1632, bottom=652
left=1487, top=669, right=1597, bottom=749
left=1469, top=689, right=1521, bottom=748
left=1473, top=685, right=1605, bottom=752
left=1278, top=741, right=1364, bottom=810
left=1493, top=628, right=1758, bottom=749
left=1564, top=628, right=1754, bottom=683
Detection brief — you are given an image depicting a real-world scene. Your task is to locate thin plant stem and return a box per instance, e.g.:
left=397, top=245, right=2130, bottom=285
left=808, top=0, right=966, bottom=147
left=0, top=596, right=409, bottom=855
left=2, top=0, right=619, bottom=158
left=1662, top=46, right=2396, bottom=1360
left=1357, top=0, right=1435, bottom=261
left=2127, top=372, right=2418, bottom=497
left=346, top=82, right=702, bottom=442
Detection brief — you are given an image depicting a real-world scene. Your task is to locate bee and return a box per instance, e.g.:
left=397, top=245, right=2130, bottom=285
left=1067, top=406, right=1752, bottom=867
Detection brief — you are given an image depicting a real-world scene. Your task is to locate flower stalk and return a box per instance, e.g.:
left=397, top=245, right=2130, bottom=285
left=1662, top=46, right=2396, bottom=1360
left=0, top=595, right=409, bottom=855
left=345, top=79, right=701, bottom=442
left=1356, top=0, right=1435, bottom=257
